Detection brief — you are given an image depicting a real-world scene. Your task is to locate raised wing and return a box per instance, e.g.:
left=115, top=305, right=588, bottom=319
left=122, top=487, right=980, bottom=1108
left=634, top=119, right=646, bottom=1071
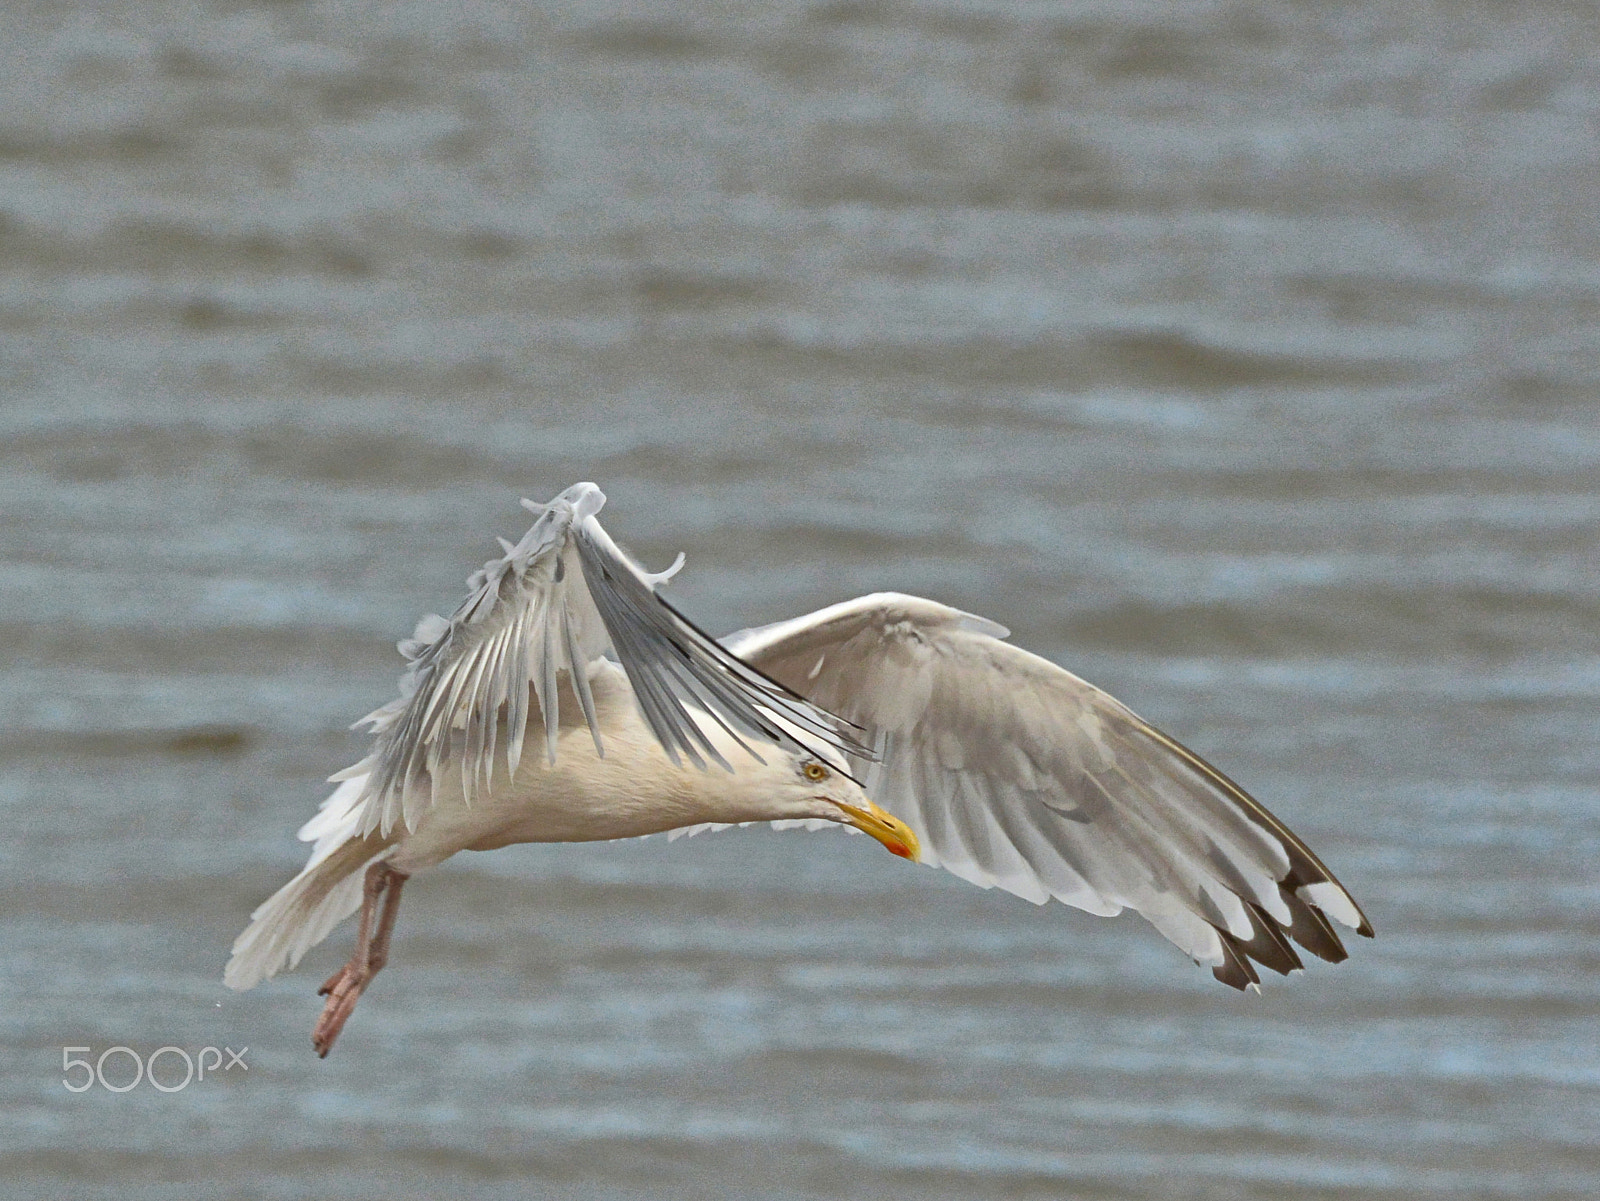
left=339, top=483, right=860, bottom=838
left=725, top=592, right=1372, bottom=989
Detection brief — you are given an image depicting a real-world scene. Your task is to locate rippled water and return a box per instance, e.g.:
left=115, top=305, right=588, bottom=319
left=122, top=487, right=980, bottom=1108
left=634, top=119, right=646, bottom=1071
left=4, top=1, right=1598, bottom=1197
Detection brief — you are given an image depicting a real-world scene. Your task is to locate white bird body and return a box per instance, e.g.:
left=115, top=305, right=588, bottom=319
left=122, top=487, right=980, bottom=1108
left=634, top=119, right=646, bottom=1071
left=227, top=483, right=1370, bottom=1056
left=226, top=659, right=882, bottom=1002
left=393, top=662, right=855, bottom=865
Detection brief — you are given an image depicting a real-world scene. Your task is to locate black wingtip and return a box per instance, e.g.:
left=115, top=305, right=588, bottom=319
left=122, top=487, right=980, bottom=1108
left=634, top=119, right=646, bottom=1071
left=1278, top=884, right=1349, bottom=964
left=1238, top=902, right=1303, bottom=977
left=1212, top=929, right=1260, bottom=991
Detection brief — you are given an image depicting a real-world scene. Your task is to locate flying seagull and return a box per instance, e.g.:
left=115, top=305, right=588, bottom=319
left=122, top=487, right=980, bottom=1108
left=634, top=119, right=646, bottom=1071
left=226, top=483, right=1371, bottom=1056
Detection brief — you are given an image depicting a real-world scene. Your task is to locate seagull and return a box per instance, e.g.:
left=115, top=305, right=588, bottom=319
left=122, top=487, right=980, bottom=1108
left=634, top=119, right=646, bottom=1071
left=226, top=483, right=1371, bottom=1056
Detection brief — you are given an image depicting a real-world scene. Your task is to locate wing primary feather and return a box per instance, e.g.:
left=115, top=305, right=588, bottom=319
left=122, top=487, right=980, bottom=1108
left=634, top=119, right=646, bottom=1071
left=560, top=596, right=603, bottom=758
left=1018, top=793, right=1119, bottom=910
left=861, top=727, right=890, bottom=799
left=526, top=611, right=550, bottom=759
left=1135, top=743, right=1293, bottom=882
left=1077, top=764, right=1215, bottom=916
left=1136, top=724, right=1372, bottom=937
left=465, top=632, right=498, bottom=795
left=602, top=593, right=696, bottom=767
left=458, top=692, right=476, bottom=803
left=613, top=595, right=706, bottom=767
left=642, top=629, right=785, bottom=757
left=966, top=778, right=1054, bottom=904
left=614, top=599, right=724, bottom=768
left=577, top=555, right=689, bottom=765
left=944, top=771, right=1008, bottom=887
left=612, top=606, right=737, bottom=769
left=911, top=742, right=968, bottom=878
left=661, top=592, right=872, bottom=743
left=411, top=650, right=456, bottom=750
left=924, top=754, right=997, bottom=887
left=574, top=518, right=869, bottom=770
left=505, top=616, right=529, bottom=777
left=601, top=562, right=771, bottom=751
left=385, top=707, right=424, bottom=833
left=541, top=596, right=560, bottom=766
left=650, top=650, right=767, bottom=768
left=480, top=625, right=508, bottom=789
left=627, top=662, right=693, bottom=766
left=1212, top=929, right=1260, bottom=991
left=1278, top=884, right=1349, bottom=963
left=435, top=640, right=482, bottom=754
left=592, top=542, right=799, bottom=770
left=460, top=636, right=498, bottom=801
left=403, top=730, right=433, bottom=834
left=1237, top=902, right=1303, bottom=976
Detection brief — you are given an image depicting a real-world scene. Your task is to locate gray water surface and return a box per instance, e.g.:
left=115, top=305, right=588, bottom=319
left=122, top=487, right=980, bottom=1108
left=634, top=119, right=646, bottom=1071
left=3, top=1, right=1599, bottom=1198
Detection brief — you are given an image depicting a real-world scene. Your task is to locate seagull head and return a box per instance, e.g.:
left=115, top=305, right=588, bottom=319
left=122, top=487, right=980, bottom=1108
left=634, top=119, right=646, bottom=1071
left=780, top=754, right=921, bottom=862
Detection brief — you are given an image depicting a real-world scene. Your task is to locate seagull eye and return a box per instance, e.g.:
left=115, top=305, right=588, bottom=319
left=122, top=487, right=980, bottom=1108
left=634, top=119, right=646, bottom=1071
left=803, top=762, right=829, bottom=782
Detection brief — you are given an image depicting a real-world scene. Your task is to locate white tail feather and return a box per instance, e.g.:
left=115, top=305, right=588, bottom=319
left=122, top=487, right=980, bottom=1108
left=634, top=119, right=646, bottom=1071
left=225, top=775, right=393, bottom=991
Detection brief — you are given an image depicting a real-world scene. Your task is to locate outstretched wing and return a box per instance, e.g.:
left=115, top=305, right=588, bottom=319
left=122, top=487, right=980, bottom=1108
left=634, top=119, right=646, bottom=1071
left=724, top=592, right=1372, bottom=989
left=339, top=483, right=860, bottom=837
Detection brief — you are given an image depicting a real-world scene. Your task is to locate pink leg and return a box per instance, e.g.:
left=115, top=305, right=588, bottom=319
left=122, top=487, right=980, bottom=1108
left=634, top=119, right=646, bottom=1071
left=312, top=861, right=409, bottom=1058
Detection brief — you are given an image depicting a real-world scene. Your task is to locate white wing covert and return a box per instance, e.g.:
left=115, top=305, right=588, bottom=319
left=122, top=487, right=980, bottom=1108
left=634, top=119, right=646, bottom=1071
left=726, top=592, right=1372, bottom=990
left=337, top=483, right=861, bottom=838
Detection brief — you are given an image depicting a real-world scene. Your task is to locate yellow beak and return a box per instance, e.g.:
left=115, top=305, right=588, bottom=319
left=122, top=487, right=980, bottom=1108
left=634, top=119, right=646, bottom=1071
left=832, top=800, right=921, bottom=862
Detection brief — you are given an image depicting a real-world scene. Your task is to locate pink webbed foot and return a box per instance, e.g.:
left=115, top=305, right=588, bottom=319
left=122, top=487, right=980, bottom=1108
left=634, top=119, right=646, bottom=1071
left=309, top=861, right=408, bottom=1058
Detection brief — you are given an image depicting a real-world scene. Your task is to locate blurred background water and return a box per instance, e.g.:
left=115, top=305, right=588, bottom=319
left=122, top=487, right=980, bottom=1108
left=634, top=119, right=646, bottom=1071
left=3, top=0, right=1598, bottom=1197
